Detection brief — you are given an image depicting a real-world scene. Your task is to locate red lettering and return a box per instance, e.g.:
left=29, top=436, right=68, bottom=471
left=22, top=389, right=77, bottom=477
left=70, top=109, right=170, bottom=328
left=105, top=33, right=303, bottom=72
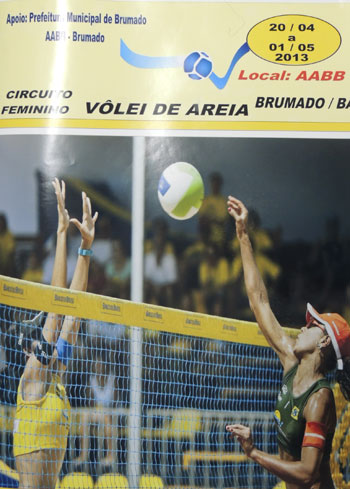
left=321, top=71, right=333, bottom=81
left=334, top=71, right=346, bottom=81
left=295, top=70, right=307, bottom=81
left=308, top=71, right=320, bottom=81
left=296, top=70, right=346, bottom=81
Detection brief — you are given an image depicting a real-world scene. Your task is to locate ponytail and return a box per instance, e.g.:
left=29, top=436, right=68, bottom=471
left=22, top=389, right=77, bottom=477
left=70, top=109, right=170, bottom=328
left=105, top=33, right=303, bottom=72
left=336, top=357, right=350, bottom=401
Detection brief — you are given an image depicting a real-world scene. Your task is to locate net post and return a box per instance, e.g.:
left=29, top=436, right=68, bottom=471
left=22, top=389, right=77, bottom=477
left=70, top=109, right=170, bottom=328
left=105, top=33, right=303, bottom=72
left=128, top=136, right=146, bottom=488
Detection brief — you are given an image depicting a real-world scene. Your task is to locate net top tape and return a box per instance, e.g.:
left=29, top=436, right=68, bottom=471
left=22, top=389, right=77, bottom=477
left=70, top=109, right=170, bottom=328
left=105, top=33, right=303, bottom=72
left=0, top=275, right=297, bottom=345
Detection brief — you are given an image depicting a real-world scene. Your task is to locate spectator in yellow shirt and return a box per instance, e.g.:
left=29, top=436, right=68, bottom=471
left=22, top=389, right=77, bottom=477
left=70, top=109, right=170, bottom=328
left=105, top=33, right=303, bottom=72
left=231, top=209, right=281, bottom=285
left=198, top=172, right=230, bottom=254
left=199, top=244, right=230, bottom=316
left=21, top=250, right=44, bottom=283
left=0, top=213, right=15, bottom=276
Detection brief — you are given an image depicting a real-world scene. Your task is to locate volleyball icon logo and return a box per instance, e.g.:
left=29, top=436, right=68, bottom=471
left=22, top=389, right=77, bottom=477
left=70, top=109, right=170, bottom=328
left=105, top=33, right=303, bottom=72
left=157, top=162, right=204, bottom=220
left=183, top=51, right=213, bottom=80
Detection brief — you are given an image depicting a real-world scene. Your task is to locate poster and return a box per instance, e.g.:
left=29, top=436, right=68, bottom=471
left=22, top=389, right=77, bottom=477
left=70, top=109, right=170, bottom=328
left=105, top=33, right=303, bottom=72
left=0, top=1, right=350, bottom=488
left=0, top=0, right=350, bottom=133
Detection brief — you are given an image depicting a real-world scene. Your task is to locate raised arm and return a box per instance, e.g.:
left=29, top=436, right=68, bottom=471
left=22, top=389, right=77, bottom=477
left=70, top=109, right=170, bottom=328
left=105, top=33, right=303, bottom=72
left=68, top=191, right=97, bottom=293
left=55, top=191, right=98, bottom=372
left=50, top=178, right=70, bottom=288
left=20, top=180, right=71, bottom=399
left=227, top=196, right=295, bottom=369
left=41, top=178, right=70, bottom=345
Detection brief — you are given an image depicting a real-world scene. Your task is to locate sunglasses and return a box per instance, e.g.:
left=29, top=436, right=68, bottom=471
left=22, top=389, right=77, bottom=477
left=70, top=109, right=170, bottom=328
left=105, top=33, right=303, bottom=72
left=306, top=319, right=326, bottom=334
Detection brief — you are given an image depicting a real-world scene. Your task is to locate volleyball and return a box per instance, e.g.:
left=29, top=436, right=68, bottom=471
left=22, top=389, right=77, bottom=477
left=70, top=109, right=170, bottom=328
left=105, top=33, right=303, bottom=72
left=157, top=162, right=204, bottom=220
left=184, top=51, right=213, bottom=80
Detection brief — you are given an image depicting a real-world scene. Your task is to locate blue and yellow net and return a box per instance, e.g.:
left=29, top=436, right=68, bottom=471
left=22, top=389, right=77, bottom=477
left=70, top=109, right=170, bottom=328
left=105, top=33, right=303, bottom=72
left=0, top=276, right=348, bottom=489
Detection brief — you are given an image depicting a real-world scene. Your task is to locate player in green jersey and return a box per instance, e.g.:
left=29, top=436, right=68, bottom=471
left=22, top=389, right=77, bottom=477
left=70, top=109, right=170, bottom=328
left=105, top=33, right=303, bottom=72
left=226, top=196, right=350, bottom=489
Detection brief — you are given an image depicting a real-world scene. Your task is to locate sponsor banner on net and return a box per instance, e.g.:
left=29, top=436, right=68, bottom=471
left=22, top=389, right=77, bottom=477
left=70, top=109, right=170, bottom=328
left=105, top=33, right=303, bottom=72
left=100, top=298, right=123, bottom=318
left=52, top=291, right=78, bottom=309
left=1, top=0, right=350, bottom=131
left=1, top=280, right=27, bottom=299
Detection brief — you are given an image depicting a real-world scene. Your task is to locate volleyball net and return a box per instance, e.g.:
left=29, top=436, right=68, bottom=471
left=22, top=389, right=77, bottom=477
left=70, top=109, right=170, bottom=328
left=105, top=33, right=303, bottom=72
left=0, top=276, right=348, bottom=489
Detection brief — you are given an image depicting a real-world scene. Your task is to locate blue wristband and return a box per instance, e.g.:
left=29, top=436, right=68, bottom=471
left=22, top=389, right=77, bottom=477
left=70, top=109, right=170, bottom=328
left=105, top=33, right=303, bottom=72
left=56, top=337, right=73, bottom=366
left=78, top=247, right=93, bottom=256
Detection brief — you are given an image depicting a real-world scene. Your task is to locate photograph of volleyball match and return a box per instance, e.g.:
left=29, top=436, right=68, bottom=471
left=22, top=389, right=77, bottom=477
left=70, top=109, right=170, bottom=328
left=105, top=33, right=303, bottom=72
left=0, top=135, right=349, bottom=489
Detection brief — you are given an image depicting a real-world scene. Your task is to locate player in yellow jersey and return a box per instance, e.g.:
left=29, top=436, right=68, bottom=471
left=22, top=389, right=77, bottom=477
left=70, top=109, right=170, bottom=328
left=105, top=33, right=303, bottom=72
left=13, top=179, right=98, bottom=489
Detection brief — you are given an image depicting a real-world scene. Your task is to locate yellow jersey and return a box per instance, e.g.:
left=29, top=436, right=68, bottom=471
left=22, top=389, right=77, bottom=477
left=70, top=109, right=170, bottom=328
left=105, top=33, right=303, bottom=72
left=13, top=374, right=71, bottom=457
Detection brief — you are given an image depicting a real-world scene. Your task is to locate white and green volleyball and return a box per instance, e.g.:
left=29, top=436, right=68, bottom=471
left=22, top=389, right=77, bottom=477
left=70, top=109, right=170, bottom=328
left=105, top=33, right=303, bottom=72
left=157, top=162, right=204, bottom=220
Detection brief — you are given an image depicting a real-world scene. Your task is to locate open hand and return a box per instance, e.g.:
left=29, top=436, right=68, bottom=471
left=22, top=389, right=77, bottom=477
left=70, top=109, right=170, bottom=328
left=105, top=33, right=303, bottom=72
left=226, top=424, right=255, bottom=457
left=52, top=178, right=70, bottom=233
left=70, top=192, right=98, bottom=249
left=227, top=196, right=249, bottom=239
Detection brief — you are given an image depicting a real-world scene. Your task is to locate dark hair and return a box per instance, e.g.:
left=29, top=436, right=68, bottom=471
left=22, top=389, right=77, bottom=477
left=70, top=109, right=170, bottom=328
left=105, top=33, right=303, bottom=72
left=18, top=322, right=41, bottom=353
left=320, top=342, right=337, bottom=374
left=210, top=172, right=223, bottom=185
left=0, top=213, right=8, bottom=232
left=17, top=312, right=45, bottom=353
left=336, top=357, right=350, bottom=401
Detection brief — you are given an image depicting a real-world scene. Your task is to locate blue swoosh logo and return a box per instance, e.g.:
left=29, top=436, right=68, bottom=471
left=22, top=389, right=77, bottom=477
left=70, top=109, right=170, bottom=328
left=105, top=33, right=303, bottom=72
left=120, top=39, right=185, bottom=69
left=209, top=42, right=250, bottom=89
left=120, top=39, right=250, bottom=89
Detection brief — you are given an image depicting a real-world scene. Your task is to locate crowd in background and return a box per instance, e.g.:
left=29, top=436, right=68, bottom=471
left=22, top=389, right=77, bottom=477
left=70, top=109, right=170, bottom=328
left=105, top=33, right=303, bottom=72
left=1, top=165, right=348, bottom=407
left=0, top=172, right=350, bottom=327
left=0, top=172, right=349, bottom=476
left=1, top=171, right=349, bottom=409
